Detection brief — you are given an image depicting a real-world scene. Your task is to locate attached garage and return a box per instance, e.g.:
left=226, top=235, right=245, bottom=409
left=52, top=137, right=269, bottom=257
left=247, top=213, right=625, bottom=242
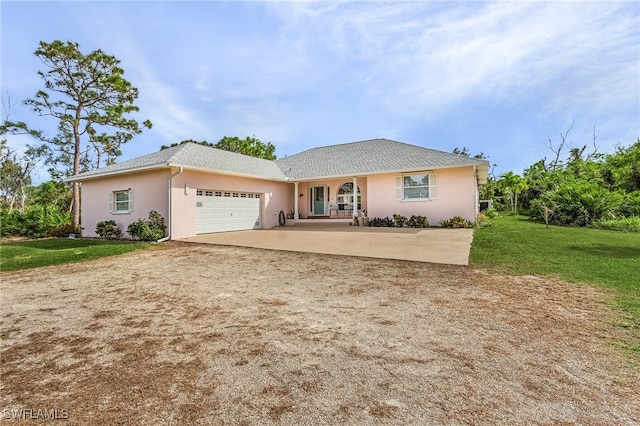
left=196, top=189, right=262, bottom=234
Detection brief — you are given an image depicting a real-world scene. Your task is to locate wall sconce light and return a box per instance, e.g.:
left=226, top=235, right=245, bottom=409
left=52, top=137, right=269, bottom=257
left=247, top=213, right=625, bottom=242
left=184, top=183, right=189, bottom=195
left=299, top=193, right=303, bottom=198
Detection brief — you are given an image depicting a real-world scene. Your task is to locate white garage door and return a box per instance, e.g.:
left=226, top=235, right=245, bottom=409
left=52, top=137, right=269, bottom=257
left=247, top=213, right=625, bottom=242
left=196, top=190, right=262, bottom=234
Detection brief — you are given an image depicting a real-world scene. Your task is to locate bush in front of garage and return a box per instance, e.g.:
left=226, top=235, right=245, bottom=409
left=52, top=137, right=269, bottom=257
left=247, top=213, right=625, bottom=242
left=127, top=211, right=166, bottom=241
left=95, top=220, right=123, bottom=239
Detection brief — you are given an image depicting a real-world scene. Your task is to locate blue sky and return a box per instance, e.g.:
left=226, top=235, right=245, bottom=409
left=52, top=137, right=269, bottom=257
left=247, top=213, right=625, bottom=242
left=2, top=1, right=639, bottom=182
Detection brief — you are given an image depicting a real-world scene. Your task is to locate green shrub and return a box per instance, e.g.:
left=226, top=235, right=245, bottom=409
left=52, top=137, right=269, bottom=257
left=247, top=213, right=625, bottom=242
left=96, top=220, right=123, bottom=239
left=368, top=217, right=383, bottom=227
left=591, top=217, right=640, bottom=232
left=368, top=217, right=394, bottom=227
left=483, top=208, right=498, bottom=219
left=147, top=210, right=165, bottom=231
left=440, top=216, right=475, bottom=228
left=0, top=206, right=71, bottom=238
left=407, top=215, right=429, bottom=228
left=531, top=181, right=622, bottom=227
left=126, top=218, right=149, bottom=240
left=0, top=209, right=19, bottom=236
left=475, top=212, right=491, bottom=228
left=126, top=210, right=166, bottom=241
left=619, top=191, right=640, bottom=218
left=369, top=215, right=429, bottom=228
left=49, top=224, right=83, bottom=238
left=392, top=214, right=408, bottom=227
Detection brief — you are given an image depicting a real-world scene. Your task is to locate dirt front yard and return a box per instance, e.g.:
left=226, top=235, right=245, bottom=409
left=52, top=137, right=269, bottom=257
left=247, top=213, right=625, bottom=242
left=1, top=242, right=638, bottom=425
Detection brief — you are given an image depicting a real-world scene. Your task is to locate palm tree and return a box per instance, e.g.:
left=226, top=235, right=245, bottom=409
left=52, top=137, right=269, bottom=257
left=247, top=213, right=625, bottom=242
left=499, top=171, right=528, bottom=213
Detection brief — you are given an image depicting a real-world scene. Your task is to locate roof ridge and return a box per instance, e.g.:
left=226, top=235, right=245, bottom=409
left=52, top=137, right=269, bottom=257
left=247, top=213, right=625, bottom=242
left=162, top=142, right=196, bottom=163
left=276, top=138, right=389, bottom=158
left=172, top=141, right=277, bottom=164
left=279, top=138, right=456, bottom=156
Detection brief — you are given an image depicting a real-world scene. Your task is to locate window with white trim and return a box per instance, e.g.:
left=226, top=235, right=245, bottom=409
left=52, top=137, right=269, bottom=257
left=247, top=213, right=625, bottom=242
left=111, top=189, right=133, bottom=213
left=395, top=174, right=438, bottom=200
left=337, top=182, right=361, bottom=210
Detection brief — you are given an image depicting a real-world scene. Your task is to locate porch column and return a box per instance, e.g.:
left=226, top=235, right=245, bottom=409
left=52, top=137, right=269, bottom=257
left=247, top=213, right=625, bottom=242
left=352, top=177, right=358, bottom=219
left=294, top=182, right=300, bottom=219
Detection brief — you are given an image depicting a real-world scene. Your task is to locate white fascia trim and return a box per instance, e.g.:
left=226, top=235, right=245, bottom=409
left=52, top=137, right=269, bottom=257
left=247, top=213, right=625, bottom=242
left=65, top=162, right=289, bottom=183
left=64, top=164, right=169, bottom=182
left=167, top=163, right=289, bottom=182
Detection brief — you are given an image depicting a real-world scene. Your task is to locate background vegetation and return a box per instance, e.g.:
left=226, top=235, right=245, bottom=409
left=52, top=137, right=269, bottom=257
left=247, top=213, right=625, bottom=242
left=160, top=136, right=277, bottom=160
left=480, top=132, right=639, bottom=231
left=2, top=41, right=152, bottom=229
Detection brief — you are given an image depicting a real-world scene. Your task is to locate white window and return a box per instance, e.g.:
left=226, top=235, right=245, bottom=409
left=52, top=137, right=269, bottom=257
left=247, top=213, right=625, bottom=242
left=337, top=182, right=361, bottom=210
left=111, top=189, right=133, bottom=214
left=396, top=174, right=438, bottom=200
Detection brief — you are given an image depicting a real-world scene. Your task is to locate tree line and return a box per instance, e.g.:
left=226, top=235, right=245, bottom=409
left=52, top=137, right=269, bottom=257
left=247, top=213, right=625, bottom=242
left=160, top=136, right=276, bottom=160
left=473, top=127, right=640, bottom=231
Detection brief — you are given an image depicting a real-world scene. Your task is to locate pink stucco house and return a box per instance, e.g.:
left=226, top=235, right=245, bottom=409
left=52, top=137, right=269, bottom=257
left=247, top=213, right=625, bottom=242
left=68, top=138, right=489, bottom=239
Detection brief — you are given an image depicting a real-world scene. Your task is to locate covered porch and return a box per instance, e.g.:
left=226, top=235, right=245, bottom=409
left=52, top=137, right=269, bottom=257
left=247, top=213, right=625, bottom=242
left=290, top=176, right=367, bottom=220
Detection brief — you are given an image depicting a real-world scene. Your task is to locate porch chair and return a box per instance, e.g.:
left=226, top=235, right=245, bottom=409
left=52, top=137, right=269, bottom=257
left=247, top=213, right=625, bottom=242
left=329, top=203, right=339, bottom=217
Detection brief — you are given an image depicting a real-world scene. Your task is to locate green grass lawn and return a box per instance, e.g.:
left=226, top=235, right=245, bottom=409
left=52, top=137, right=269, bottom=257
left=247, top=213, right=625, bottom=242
left=471, top=215, right=639, bottom=354
left=0, top=238, right=150, bottom=272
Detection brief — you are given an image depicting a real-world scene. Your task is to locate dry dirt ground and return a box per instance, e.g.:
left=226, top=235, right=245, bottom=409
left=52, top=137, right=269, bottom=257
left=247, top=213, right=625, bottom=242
left=1, top=242, right=638, bottom=425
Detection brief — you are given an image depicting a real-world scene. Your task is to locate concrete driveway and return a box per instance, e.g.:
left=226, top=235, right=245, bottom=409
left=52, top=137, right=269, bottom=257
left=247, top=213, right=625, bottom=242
left=180, top=223, right=474, bottom=265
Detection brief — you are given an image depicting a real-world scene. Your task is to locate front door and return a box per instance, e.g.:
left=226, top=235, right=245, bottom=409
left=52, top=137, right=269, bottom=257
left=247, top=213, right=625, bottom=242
left=311, top=186, right=326, bottom=215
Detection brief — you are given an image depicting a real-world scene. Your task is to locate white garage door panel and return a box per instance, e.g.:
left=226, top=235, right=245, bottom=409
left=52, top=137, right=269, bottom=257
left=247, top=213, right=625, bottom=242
left=196, top=190, right=261, bottom=234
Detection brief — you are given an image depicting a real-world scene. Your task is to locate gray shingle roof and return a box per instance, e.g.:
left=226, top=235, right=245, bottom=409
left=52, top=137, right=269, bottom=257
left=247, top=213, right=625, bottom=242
left=68, top=143, right=287, bottom=181
left=69, top=139, right=489, bottom=182
left=275, top=138, right=489, bottom=180
left=168, top=143, right=287, bottom=180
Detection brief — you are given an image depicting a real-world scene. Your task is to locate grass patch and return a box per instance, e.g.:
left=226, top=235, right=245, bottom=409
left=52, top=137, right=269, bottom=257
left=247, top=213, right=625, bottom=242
left=471, top=215, right=640, bottom=355
left=0, top=238, right=150, bottom=271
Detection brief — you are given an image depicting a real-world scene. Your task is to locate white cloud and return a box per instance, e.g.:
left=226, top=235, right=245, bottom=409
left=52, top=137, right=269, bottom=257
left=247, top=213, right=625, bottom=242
left=91, top=32, right=214, bottom=146
left=267, top=1, right=638, bottom=124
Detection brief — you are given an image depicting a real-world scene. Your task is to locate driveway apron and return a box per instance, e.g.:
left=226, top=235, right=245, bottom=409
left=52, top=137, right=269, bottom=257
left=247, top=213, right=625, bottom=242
left=180, top=224, right=474, bottom=265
